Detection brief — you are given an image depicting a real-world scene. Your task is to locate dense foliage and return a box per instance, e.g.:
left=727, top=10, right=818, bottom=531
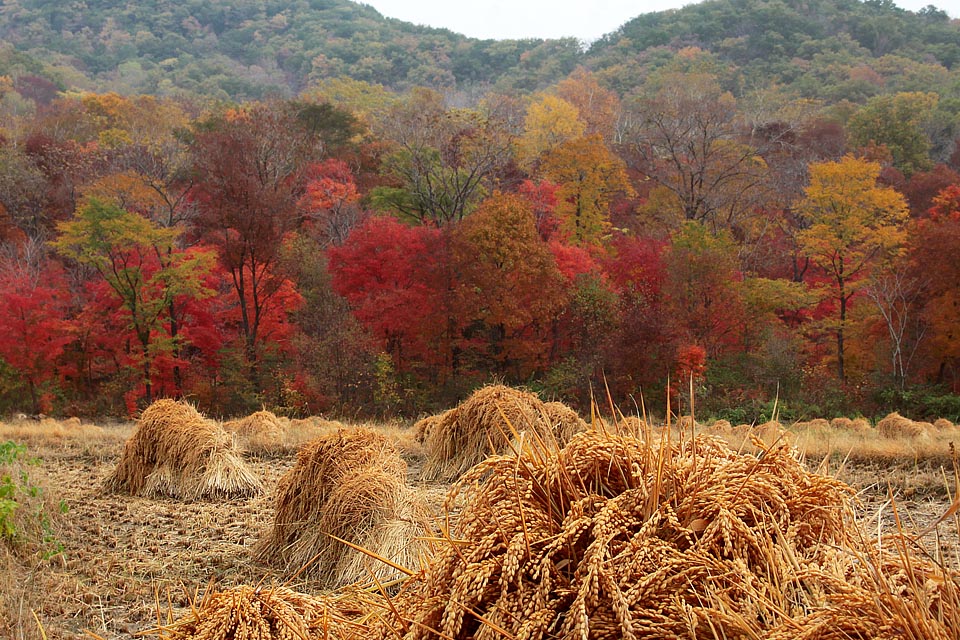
left=0, top=0, right=959, bottom=420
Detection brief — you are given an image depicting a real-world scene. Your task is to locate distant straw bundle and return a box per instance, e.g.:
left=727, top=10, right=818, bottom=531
left=223, top=410, right=286, bottom=453
left=877, top=412, right=928, bottom=438
left=830, top=416, right=872, bottom=433
left=756, top=419, right=788, bottom=442
left=421, top=384, right=556, bottom=482
left=794, top=417, right=831, bottom=432
left=707, top=418, right=733, bottom=434
left=381, top=430, right=960, bottom=639
left=541, top=401, right=588, bottom=443
left=156, top=585, right=369, bottom=640
left=104, top=399, right=261, bottom=499
left=413, top=411, right=449, bottom=445
left=830, top=416, right=853, bottom=431
left=934, top=417, right=956, bottom=433
left=255, top=427, right=431, bottom=587
left=613, top=415, right=648, bottom=437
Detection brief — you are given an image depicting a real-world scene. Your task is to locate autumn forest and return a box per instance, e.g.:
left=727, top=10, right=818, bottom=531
left=0, top=0, right=959, bottom=422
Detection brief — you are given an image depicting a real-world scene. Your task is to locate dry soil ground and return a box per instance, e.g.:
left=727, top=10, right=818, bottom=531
left=1, top=419, right=958, bottom=639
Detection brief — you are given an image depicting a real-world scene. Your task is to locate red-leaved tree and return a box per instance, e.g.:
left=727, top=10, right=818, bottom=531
left=0, top=259, right=73, bottom=413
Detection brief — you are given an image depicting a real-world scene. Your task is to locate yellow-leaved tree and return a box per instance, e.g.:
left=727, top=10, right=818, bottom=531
left=515, top=94, right=584, bottom=169
left=539, top=134, right=633, bottom=246
left=797, top=156, right=908, bottom=383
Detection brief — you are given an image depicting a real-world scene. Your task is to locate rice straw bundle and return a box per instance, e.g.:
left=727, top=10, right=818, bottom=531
left=156, top=585, right=370, bottom=640
left=420, top=384, right=557, bottom=482
left=255, top=427, right=432, bottom=587
left=377, top=429, right=960, bottom=639
left=877, top=412, right=928, bottom=438
left=706, top=418, right=733, bottom=434
left=933, top=418, right=957, bottom=434
left=320, top=473, right=433, bottom=587
left=541, top=401, right=588, bottom=443
left=830, top=416, right=872, bottom=433
left=413, top=411, right=449, bottom=445
left=794, top=417, right=831, bottom=432
left=104, top=399, right=261, bottom=499
left=756, top=419, right=788, bottom=442
left=223, top=410, right=286, bottom=453
left=612, top=415, right=648, bottom=437
left=829, top=416, right=854, bottom=431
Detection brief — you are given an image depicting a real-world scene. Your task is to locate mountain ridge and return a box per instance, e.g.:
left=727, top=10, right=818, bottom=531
left=0, top=0, right=957, bottom=101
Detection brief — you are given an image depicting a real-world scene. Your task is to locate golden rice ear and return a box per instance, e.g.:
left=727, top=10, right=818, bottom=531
left=103, top=399, right=261, bottom=500
left=253, top=427, right=434, bottom=589
left=379, top=429, right=960, bottom=639
left=154, top=584, right=370, bottom=640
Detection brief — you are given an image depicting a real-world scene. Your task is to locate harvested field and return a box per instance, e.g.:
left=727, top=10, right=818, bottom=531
left=1, top=410, right=959, bottom=639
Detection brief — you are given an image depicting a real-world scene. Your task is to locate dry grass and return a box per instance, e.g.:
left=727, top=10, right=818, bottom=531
left=155, top=584, right=372, bottom=640
left=420, top=384, right=559, bottom=482
left=0, top=417, right=120, bottom=457
left=254, top=427, right=432, bottom=587
left=376, top=428, right=960, bottom=639
left=104, top=399, right=262, bottom=500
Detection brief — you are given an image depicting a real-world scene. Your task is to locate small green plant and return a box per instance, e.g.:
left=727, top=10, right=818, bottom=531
left=0, top=440, right=63, bottom=558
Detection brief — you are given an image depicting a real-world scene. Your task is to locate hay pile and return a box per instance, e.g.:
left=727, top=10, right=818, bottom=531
left=223, top=410, right=286, bottom=453
left=830, top=416, right=872, bottom=433
left=793, top=417, right=831, bottom=432
left=934, top=417, right=955, bottom=431
left=255, top=427, right=432, bottom=588
left=876, top=412, right=931, bottom=438
left=707, top=418, right=733, bottom=434
left=420, top=385, right=559, bottom=482
left=413, top=410, right=450, bottom=445
left=104, top=399, right=262, bottom=499
left=541, top=401, right=588, bottom=443
left=156, top=585, right=370, bottom=640
left=379, top=430, right=960, bottom=639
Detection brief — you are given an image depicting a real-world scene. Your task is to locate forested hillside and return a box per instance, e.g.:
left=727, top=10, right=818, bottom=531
left=0, top=0, right=959, bottom=421
left=0, top=0, right=579, bottom=97
left=0, top=0, right=958, bottom=100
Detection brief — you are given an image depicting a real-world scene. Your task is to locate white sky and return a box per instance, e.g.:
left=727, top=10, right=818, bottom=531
left=362, top=0, right=959, bottom=42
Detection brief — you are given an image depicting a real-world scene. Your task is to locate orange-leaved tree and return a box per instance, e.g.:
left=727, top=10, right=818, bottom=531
left=796, top=156, right=909, bottom=383
left=452, top=193, right=567, bottom=378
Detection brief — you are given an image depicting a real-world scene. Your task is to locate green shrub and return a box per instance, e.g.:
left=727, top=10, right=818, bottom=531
left=0, top=441, right=63, bottom=559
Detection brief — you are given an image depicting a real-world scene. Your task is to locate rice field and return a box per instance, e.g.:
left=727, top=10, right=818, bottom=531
left=0, top=391, right=958, bottom=639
